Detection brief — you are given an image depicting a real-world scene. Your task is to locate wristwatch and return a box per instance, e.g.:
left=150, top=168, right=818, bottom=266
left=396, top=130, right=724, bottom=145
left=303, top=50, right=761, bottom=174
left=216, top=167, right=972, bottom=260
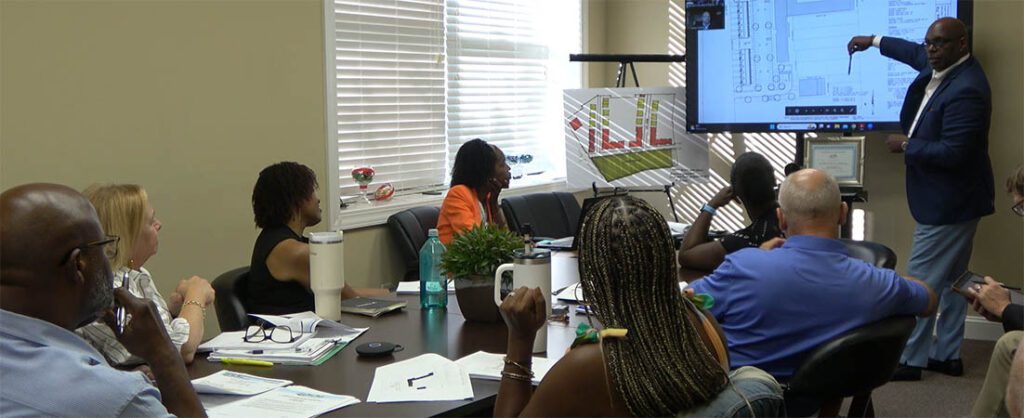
left=901, top=141, right=908, bottom=151
left=701, top=203, right=717, bottom=216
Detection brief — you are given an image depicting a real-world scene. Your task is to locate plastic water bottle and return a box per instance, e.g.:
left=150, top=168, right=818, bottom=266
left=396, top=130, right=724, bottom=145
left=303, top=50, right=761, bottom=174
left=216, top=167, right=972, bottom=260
left=419, top=228, right=448, bottom=309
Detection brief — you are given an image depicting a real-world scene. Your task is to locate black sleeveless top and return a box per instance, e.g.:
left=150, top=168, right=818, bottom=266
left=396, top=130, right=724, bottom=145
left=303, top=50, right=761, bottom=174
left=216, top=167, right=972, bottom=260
left=247, top=226, right=315, bottom=315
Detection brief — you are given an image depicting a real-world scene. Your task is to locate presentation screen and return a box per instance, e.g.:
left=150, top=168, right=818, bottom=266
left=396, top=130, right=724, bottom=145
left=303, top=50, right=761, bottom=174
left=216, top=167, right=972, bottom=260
left=685, top=0, right=972, bottom=134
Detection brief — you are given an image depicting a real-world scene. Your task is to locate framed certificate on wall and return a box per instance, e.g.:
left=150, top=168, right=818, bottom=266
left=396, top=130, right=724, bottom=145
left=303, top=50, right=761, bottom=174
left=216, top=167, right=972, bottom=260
left=804, top=137, right=864, bottom=187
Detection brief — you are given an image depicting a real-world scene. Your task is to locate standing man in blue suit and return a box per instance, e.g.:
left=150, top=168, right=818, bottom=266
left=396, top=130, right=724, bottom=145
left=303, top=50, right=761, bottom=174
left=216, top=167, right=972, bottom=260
left=848, top=17, right=994, bottom=381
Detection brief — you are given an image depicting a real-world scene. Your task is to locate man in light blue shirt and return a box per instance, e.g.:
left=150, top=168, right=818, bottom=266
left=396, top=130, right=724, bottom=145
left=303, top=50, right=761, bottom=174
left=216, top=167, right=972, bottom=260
left=689, top=169, right=937, bottom=379
left=0, top=184, right=205, bottom=417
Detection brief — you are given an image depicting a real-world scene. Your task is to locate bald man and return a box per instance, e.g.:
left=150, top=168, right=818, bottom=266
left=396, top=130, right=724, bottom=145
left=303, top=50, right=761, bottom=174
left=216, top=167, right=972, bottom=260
left=849, top=17, right=994, bottom=381
left=689, top=169, right=936, bottom=387
left=0, top=184, right=204, bottom=417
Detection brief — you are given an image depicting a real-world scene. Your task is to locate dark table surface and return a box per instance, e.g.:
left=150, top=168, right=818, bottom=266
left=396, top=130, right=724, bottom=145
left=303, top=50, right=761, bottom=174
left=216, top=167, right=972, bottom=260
left=188, top=294, right=583, bottom=417
left=188, top=269, right=708, bottom=417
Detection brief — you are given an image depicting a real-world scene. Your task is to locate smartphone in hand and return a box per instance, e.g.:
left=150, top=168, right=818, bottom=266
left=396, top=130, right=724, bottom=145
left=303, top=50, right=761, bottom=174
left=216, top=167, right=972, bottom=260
left=951, top=270, right=984, bottom=298
left=953, top=270, right=1024, bottom=304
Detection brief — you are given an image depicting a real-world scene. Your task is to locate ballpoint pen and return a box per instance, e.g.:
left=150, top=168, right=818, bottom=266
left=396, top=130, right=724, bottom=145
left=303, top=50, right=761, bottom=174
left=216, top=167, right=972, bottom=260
left=114, top=270, right=129, bottom=334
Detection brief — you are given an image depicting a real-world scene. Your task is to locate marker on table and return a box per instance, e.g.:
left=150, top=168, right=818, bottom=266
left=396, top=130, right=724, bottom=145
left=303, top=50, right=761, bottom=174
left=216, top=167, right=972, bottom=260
left=219, top=358, right=273, bottom=367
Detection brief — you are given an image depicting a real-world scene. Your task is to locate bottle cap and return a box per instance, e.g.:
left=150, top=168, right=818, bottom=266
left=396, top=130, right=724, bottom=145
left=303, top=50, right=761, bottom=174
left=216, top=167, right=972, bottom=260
left=428, top=228, right=439, bottom=237
left=309, top=231, right=344, bottom=244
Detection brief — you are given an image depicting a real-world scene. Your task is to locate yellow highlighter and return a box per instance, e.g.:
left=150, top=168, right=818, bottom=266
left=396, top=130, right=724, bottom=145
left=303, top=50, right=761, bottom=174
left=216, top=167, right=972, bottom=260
left=219, top=358, right=273, bottom=367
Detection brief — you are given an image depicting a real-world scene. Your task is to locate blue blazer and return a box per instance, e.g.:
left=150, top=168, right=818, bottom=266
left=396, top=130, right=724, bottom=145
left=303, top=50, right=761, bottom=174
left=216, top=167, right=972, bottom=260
left=880, top=37, right=994, bottom=225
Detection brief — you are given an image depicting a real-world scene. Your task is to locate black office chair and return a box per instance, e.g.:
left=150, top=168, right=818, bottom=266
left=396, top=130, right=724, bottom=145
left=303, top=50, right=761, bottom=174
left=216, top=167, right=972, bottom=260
left=212, top=266, right=251, bottom=332
left=387, top=206, right=441, bottom=282
left=783, top=315, right=916, bottom=417
left=500, top=192, right=581, bottom=239
left=841, top=239, right=898, bottom=269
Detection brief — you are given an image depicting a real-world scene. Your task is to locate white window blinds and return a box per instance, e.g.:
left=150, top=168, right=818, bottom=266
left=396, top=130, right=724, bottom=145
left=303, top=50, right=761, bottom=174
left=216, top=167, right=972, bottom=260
left=331, top=0, right=447, bottom=197
left=445, top=0, right=581, bottom=184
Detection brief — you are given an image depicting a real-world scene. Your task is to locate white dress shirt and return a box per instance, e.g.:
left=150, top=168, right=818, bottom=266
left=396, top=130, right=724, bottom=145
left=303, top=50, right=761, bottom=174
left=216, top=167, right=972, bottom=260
left=873, top=36, right=971, bottom=138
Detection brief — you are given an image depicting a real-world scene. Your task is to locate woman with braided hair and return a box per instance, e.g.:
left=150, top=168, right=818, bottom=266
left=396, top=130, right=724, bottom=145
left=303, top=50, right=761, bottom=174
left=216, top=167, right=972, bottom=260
left=494, top=196, right=783, bottom=417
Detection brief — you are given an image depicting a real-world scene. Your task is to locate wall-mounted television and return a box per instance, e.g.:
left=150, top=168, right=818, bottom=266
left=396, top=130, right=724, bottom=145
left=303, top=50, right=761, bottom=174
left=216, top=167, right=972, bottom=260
left=685, top=0, right=973, bottom=134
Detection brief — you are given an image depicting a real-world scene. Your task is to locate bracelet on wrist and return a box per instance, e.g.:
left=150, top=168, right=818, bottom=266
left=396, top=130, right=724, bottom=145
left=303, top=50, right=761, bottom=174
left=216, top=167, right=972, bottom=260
left=182, top=300, right=206, bottom=319
left=701, top=203, right=717, bottom=216
left=501, top=370, right=533, bottom=382
left=503, top=356, right=534, bottom=377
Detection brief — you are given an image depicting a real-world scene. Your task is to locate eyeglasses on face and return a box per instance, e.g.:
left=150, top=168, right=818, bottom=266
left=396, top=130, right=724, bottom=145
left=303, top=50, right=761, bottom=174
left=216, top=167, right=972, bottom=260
left=62, top=235, right=119, bottom=264
left=921, top=37, right=959, bottom=49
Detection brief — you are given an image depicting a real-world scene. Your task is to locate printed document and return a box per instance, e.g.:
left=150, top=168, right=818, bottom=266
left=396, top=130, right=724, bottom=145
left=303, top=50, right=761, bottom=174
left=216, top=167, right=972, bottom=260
left=198, top=330, right=313, bottom=352
left=366, top=353, right=473, bottom=403
left=455, top=351, right=554, bottom=385
left=192, top=370, right=291, bottom=396
left=203, top=385, right=359, bottom=418
left=198, top=313, right=365, bottom=353
left=249, top=311, right=363, bottom=334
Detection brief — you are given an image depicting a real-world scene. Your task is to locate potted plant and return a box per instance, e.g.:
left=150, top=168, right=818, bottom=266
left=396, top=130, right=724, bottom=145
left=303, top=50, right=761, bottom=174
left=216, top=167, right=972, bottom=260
left=440, top=223, right=521, bottom=322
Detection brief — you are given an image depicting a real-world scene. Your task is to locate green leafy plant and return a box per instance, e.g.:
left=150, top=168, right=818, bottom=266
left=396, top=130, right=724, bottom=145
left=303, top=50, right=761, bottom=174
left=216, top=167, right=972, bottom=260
left=440, top=224, right=521, bottom=279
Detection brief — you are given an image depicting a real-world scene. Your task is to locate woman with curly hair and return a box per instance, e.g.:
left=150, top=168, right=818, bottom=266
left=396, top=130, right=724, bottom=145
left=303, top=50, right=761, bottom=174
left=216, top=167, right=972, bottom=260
left=248, top=161, right=384, bottom=315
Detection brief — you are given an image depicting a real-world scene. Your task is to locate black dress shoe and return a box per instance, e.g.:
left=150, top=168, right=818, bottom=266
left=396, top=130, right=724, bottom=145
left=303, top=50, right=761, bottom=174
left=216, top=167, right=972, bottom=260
left=891, top=364, right=922, bottom=381
left=927, top=358, right=964, bottom=376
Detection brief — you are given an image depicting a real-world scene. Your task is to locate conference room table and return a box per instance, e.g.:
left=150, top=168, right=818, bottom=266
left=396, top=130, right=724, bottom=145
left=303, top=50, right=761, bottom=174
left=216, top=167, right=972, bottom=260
left=188, top=295, right=581, bottom=417
left=187, top=264, right=709, bottom=417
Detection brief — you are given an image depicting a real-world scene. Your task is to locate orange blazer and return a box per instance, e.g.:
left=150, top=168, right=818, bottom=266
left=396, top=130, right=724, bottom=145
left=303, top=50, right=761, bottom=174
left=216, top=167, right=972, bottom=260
left=437, top=185, right=498, bottom=245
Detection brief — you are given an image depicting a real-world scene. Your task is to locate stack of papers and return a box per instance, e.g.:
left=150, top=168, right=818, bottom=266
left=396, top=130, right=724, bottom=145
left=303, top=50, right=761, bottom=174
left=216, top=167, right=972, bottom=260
left=366, top=353, right=474, bottom=403
left=192, top=370, right=292, bottom=395
left=193, top=371, right=359, bottom=418
left=199, top=312, right=367, bottom=365
left=555, top=283, right=585, bottom=302
left=395, top=280, right=455, bottom=295
left=455, top=351, right=555, bottom=385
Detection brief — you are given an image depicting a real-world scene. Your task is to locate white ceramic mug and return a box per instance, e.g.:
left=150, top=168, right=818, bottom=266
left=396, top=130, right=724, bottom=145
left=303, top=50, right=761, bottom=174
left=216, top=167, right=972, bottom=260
left=309, top=231, right=345, bottom=321
left=494, top=249, right=552, bottom=353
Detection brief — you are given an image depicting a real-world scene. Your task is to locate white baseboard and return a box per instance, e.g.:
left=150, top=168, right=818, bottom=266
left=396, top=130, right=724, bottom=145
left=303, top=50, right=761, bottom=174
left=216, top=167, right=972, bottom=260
left=964, top=316, right=1005, bottom=341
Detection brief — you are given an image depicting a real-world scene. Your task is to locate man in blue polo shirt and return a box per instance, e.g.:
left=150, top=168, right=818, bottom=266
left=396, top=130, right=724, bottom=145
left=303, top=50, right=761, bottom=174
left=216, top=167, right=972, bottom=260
left=689, top=169, right=936, bottom=379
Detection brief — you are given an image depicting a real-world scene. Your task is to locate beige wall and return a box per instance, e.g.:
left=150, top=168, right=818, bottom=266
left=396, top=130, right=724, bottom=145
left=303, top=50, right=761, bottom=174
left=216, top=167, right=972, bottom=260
left=0, top=0, right=404, bottom=335
left=588, top=0, right=1024, bottom=285
left=593, top=0, right=671, bottom=87
left=1, top=0, right=1020, bottom=337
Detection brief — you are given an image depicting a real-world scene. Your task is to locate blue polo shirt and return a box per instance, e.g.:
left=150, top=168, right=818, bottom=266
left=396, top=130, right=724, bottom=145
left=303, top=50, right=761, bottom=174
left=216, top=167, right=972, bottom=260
left=0, top=309, right=171, bottom=417
left=689, top=235, right=929, bottom=378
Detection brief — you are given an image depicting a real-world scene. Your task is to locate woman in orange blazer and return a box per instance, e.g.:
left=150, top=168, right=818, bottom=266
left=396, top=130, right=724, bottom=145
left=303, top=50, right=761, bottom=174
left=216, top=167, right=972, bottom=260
left=438, top=138, right=511, bottom=244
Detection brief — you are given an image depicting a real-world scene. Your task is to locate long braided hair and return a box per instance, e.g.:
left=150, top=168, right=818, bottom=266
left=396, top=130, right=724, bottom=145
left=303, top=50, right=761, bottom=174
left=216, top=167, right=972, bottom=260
left=578, top=196, right=728, bottom=417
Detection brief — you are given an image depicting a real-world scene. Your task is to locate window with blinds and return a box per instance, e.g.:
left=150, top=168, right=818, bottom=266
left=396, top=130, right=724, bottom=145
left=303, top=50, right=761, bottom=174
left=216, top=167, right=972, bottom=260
left=445, top=0, right=581, bottom=185
left=330, top=0, right=448, bottom=197
left=328, top=0, right=580, bottom=207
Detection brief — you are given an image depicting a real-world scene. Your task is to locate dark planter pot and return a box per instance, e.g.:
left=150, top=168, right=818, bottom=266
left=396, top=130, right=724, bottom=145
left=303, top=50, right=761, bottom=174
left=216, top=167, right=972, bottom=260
left=454, top=274, right=501, bottom=322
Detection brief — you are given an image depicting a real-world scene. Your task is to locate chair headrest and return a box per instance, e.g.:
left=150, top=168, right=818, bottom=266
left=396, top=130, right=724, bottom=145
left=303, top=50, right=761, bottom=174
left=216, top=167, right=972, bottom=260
left=841, top=239, right=898, bottom=269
